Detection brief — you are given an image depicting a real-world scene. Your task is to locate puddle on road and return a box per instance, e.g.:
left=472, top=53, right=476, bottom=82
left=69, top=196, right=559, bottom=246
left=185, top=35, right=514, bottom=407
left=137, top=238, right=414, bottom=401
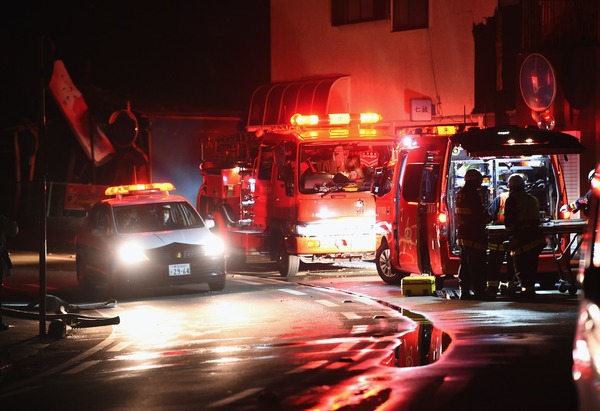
left=382, top=308, right=452, bottom=368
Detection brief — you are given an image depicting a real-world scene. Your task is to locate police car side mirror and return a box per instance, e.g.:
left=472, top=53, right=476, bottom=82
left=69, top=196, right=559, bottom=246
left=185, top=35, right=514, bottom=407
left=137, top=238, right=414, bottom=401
left=204, top=219, right=215, bottom=229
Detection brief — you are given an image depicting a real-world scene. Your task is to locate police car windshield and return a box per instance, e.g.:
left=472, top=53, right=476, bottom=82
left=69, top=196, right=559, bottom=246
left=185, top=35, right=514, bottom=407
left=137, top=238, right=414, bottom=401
left=114, top=202, right=204, bottom=233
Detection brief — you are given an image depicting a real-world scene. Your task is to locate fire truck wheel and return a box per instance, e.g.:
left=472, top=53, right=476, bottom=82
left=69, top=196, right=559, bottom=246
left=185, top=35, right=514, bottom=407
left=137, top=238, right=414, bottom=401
left=272, top=236, right=300, bottom=277
left=376, top=241, right=406, bottom=284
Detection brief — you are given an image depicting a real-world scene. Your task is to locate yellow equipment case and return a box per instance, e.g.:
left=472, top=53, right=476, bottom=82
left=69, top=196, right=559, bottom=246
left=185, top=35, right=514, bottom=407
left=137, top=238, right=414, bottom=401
left=401, top=275, right=436, bottom=296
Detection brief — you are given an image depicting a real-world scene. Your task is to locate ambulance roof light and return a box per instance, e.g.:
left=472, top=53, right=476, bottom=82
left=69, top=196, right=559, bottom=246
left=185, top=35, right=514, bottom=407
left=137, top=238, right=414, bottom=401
left=105, top=182, right=175, bottom=196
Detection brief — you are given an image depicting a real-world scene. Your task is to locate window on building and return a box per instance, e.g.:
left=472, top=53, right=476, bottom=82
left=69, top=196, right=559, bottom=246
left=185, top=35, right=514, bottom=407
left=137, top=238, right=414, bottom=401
left=331, top=0, right=390, bottom=26
left=392, top=0, right=428, bottom=31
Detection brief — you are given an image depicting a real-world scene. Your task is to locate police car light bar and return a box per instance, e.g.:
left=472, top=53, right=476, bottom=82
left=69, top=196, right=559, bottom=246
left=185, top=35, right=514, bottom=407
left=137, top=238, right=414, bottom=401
left=105, top=182, right=175, bottom=196
left=290, top=112, right=382, bottom=127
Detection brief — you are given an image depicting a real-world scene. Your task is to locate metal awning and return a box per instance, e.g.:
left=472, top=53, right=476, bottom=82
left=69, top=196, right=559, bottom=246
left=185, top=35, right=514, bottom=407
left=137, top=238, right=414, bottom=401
left=451, top=126, right=585, bottom=156
left=246, top=76, right=351, bottom=131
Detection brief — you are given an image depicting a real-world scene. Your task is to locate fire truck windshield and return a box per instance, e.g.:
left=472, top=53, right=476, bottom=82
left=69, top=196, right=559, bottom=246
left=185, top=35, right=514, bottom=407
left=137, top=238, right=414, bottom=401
left=298, top=141, right=394, bottom=194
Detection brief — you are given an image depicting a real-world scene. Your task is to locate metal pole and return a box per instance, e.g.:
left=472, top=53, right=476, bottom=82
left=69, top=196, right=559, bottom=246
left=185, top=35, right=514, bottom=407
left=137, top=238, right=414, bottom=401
left=38, top=36, right=48, bottom=336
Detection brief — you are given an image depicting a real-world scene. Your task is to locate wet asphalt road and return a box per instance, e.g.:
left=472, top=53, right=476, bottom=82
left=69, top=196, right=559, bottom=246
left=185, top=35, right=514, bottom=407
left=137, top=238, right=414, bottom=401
left=1, top=252, right=581, bottom=410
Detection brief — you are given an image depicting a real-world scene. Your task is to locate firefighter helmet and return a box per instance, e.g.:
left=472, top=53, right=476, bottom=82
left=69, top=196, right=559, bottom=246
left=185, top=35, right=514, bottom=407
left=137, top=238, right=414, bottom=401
left=464, top=169, right=483, bottom=182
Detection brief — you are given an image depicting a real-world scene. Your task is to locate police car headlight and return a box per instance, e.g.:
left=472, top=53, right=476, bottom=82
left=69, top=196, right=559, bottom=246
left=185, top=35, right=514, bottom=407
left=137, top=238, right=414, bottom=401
left=204, top=237, right=225, bottom=256
left=118, top=242, right=148, bottom=263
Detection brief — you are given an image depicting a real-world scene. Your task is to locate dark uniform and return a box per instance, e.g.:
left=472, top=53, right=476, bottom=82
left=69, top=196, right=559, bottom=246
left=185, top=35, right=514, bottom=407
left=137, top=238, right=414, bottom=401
left=504, top=174, right=546, bottom=298
left=0, top=214, right=19, bottom=330
left=561, top=169, right=595, bottom=217
left=455, top=169, right=492, bottom=299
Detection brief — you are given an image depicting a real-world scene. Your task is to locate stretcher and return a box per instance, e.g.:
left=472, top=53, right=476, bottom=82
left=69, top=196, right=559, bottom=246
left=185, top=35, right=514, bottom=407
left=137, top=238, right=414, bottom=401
left=486, top=219, right=587, bottom=295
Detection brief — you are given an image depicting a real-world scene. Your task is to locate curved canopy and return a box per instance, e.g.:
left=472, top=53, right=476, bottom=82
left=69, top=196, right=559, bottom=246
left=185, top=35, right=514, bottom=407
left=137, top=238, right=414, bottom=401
left=246, top=76, right=351, bottom=131
left=451, top=126, right=585, bottom=156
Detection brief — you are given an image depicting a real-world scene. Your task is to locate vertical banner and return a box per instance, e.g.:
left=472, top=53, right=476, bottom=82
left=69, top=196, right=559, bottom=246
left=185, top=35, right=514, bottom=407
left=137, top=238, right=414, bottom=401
left=49, top=60, right=115, bottom=166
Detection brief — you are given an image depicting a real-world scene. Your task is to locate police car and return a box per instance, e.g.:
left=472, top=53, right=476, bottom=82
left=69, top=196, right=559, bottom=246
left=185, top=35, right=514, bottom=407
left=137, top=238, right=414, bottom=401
left=75, top=183, right=226, bottom=293
left=573, top=166, right=600, bottom=411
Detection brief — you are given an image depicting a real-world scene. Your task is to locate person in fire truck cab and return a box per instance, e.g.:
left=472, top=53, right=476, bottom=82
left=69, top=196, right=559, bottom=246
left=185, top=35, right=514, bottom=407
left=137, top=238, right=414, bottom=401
left=317, top=145, right=364, bottom=180
left=455, top=169, right=493, bottom=300
left=560, top=169, right=595, bottom=217
left=504, top=173, right=547, bottom=298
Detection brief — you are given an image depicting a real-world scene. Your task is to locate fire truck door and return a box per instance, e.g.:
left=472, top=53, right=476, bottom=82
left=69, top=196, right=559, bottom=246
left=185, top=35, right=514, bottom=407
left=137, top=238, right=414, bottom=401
left=271, top=142, right=295, bottom=220
left=253, top=145, right=274, bottom=230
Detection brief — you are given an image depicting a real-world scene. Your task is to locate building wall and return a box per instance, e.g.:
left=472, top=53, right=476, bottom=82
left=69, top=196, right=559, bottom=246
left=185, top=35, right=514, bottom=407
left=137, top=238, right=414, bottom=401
left=271, top=0, right=497, bottom=126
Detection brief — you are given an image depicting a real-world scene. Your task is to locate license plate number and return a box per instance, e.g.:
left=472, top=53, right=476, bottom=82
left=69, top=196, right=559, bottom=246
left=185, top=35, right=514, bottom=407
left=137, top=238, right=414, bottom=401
left=169, top=263, right=191, bottom=276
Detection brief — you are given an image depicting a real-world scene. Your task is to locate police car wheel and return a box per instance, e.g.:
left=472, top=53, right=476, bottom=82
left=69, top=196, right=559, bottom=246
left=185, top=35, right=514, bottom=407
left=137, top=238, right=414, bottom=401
left=208, top=276, right=226, bottom=291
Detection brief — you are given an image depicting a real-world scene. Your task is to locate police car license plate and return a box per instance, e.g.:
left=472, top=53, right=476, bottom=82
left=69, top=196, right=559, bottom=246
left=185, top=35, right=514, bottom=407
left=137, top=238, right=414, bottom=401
left=169, top=263, right=191, bottom=276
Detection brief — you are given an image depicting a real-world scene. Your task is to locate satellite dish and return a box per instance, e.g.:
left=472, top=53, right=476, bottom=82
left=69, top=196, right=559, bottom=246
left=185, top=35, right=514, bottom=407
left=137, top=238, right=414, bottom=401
left=519, top=53, right=556, bottom=112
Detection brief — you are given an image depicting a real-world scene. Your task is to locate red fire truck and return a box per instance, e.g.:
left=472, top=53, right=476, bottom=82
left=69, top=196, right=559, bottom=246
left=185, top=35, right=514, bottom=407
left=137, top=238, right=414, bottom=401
left=371, top=125, right=586, bottom=290
left=196, top=113, right=397, bottom=277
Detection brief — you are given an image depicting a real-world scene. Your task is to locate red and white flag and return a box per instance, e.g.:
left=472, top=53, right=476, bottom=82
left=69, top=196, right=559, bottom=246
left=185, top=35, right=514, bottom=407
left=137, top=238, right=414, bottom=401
left=49, top=60, right=115, bottom=166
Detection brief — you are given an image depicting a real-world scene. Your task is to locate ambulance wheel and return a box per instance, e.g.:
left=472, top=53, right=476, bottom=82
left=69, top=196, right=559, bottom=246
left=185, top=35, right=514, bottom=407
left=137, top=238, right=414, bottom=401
left=376, top=241, right=405, bottom=284
left=272, top=235, right=299, bottom=277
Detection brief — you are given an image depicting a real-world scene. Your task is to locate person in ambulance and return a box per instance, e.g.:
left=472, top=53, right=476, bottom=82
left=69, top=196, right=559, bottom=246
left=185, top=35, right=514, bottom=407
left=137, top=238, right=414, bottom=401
left=504, top=174, right=547, bottom=298
left=486, top=188, right=513, bottom=297
left=561, top=169, right=595, bottom=218
left=455, top=169, right=493, bottom=300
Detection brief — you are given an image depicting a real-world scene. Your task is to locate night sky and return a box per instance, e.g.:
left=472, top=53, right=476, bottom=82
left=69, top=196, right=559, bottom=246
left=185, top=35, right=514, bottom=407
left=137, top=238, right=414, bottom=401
left=1, top=1, right=271, bottom=127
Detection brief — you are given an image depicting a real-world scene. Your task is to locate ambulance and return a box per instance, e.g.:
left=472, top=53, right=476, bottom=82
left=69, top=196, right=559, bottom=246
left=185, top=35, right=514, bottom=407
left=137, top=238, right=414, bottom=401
left=197, top=112, right=397, bottom=277
left=371, top=125, right=586, bottom=288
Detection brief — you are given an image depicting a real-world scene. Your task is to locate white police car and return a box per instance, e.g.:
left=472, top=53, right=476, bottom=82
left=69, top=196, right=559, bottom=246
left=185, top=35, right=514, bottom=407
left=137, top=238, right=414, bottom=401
left=75, top=183, right=226, bottom=293
left=573, top=166, right=600, bottom=411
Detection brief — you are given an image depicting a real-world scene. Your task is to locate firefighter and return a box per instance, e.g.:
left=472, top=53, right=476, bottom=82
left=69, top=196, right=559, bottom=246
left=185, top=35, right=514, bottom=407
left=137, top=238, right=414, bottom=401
left=560, top=169, right=595, bottom=217
left=504, top=173, right=546, bottom=298
left=455, top=169, right=493, bottom=300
